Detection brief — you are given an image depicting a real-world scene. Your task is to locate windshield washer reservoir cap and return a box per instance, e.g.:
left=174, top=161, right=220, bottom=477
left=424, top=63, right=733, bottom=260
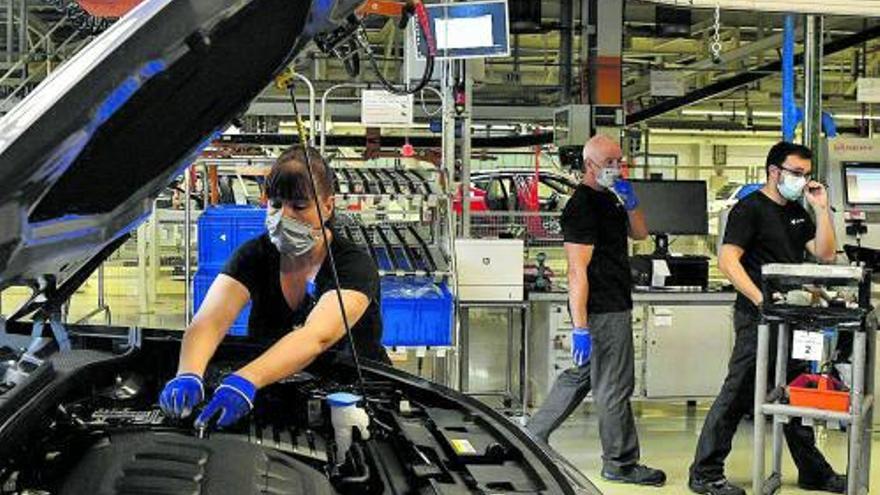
left=327, top=392, right=362, bottom=408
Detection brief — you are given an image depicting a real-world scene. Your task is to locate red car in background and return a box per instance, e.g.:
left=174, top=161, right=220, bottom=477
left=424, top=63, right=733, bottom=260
left=453, top=169, right=577, bottom=212
left=453, top=169, right=577, bottom=238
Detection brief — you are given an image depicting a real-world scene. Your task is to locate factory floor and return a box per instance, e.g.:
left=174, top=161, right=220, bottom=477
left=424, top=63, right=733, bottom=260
left=1, top=273, right=878, bottom=495
left=465, top=309, right=880, bottom=495
left=541, top=402, right=876, bottom=495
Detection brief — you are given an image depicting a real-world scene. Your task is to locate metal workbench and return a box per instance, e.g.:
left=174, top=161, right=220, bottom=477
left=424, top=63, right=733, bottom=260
left=528, top=289, right=737, bottom=305
left=528, top=289, right=737, bottom=403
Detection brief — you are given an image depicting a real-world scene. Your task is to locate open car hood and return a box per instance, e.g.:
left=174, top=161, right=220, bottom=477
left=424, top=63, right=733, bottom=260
left=0, top=0, right=360, bottom=318
left=0, top=4, right=600, bottom=492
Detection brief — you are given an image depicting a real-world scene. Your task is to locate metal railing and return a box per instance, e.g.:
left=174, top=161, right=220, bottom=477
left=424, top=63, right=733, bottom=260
left=0, top=14, right=90, bottom=112
left=0, top=14, right=66, bottom=85
left=461, top=210, right=564, bottom=245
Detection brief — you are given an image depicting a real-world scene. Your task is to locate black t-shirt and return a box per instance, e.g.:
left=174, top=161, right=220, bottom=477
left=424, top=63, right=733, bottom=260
left=723, top=191, right=816, bottom=313
left=221, top=232, right=387, bottom=362
left=561, top=184, right=632, bottom=314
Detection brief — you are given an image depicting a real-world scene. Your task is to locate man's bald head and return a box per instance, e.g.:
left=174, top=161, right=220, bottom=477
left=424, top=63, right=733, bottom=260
left=582, top=134, right=623, bottom=168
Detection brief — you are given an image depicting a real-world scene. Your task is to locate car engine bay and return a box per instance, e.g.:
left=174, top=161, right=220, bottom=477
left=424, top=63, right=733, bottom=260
left=0, top=330, right=575, bottom=494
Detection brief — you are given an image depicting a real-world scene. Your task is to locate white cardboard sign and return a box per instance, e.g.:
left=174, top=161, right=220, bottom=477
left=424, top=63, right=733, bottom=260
left=650, top=70, right=686, bottom=97
left=857, top=78, right=880, bottom=103
left=361, top=90, right=414, bottom=126
left=792, top=330, right=824, bottom=361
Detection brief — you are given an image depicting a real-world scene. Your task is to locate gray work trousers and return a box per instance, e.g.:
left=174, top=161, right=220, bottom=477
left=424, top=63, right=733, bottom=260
left=527, top=310, right=640, bottom=472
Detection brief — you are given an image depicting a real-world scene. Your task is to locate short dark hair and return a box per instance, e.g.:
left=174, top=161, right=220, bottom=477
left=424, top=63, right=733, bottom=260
left=765, top=141, right=812, bottom=175
left=265, top=146, right=335, bottom=205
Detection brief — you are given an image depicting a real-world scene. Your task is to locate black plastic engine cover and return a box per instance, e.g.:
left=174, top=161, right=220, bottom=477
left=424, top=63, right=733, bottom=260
left=60, top=432, right=335, bottom=495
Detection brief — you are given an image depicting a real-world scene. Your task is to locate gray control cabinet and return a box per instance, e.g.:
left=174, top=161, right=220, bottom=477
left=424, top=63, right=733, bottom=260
left=642, top=304, right=734, bottom=398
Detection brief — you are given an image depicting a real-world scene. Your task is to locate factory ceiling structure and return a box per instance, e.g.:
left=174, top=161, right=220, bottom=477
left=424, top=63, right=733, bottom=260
left=1, top=1, right=880, bottom=135
left=1, top=3, right=880, bottom=495
left=643, top=0, right=880, bottom=17
left=244, top=0, right=880, bottom=136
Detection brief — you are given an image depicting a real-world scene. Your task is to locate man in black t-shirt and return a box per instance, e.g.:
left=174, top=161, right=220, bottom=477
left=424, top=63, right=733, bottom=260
left=527, top=135, right=666, bottom=487
left=688, top=142, right=842, bottom=495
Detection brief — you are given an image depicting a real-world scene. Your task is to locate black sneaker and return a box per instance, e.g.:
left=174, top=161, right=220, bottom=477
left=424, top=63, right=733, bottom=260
left=798, top=473, right=846, bottom=493
left=601, top=464, right=666, bottom=487
left=688, top=476, right=745, bottom=495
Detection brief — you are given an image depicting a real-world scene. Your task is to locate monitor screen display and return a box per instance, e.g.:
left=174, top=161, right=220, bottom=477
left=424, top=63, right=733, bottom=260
left=844, top=162, right=880, bottom=205
left=415, top=1, right=510, bottom=59
left=630, top=179, right=709, bottom=235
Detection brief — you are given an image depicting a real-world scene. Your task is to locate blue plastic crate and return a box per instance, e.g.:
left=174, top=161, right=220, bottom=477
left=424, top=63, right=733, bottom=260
left=380, top=278, right=453, bottom=347
left=194, top=272, right=452, bottom=342
left=193, top=268, right=250, bottom=336
left=197, top=206, right=265, bottom=269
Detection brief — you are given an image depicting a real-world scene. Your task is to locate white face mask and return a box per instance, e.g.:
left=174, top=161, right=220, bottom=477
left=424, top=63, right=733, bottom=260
left=266, top=207, right=318, bottom=258
left=777, top=172, right=807, bottom=201
left=595, top=165, right=621, bottom=189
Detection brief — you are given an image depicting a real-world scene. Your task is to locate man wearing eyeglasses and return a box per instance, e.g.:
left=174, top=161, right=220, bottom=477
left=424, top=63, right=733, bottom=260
left=688, top=141, right=842, bottom=495
left=527, top=134, right=666, bottom=487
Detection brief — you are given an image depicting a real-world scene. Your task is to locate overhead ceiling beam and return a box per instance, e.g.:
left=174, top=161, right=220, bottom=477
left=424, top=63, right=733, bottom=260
left=625, top=31, right=789, bottom=99
left=640, top=0, right=880, bottom=17
left=624, top=18, right=848, bottom=99
left=628, top=23, right=880, bottom=124
left=248, top=100, right=562, bottom=123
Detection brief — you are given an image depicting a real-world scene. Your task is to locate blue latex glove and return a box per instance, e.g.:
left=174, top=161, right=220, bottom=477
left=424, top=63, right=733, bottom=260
left=195, top=374, right=257, bottom=430
left=571, top=327, right=592, bottom=367
left=159, top=373, right=204, bottom=419
left=612, top=179, right=639, bottom=211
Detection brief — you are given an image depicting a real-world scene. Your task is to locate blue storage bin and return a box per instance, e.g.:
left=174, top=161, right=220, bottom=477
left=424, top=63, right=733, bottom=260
left=193, top=268, right=250, bottom=336
left=380, top=278, right=453, bottom=347
left=197, top=206, right=265, bottom=269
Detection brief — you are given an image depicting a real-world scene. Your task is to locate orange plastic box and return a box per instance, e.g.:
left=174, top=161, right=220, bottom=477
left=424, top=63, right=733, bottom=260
left=788, top=375, right=850, bottom=413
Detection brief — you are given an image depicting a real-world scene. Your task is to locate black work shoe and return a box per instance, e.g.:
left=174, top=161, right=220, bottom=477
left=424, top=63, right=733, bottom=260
left=688, top=476, right=745, bottom=495
left=601, top=464, right=667, bottom=487
left=798, top=473, right=846, bottom=493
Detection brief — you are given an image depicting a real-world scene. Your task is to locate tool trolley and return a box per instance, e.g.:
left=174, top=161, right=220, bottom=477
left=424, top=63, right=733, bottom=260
left=753, top=263, right=875, bottom=495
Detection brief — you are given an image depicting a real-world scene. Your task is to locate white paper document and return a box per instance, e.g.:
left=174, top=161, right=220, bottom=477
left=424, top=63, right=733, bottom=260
left=434, top=15, right=494, bottom=50
left=651, top=259, right=671, bottom=287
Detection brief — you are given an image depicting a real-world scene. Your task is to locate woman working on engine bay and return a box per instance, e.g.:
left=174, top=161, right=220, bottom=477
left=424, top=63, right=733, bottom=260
left=158, top=146, right=386, bottom=430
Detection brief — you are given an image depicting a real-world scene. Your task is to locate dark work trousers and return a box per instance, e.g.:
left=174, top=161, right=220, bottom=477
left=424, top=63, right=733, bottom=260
left=527, top=311, right=640, bottom=472
left=689, top=308, right=836, bottom=483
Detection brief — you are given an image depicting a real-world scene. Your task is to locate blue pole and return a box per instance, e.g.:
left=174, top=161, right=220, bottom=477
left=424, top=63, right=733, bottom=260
left=822, top=111, right=838, bottom=138
left=782, top=15, right=797, bottom=142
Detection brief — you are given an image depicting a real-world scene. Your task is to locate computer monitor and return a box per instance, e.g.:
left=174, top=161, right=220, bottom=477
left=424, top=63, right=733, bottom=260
left=415, top=0, right=510, bottom=59
left=630, top=179, right=708, bottom=255
left=843, top=162, right=880, bottom=206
